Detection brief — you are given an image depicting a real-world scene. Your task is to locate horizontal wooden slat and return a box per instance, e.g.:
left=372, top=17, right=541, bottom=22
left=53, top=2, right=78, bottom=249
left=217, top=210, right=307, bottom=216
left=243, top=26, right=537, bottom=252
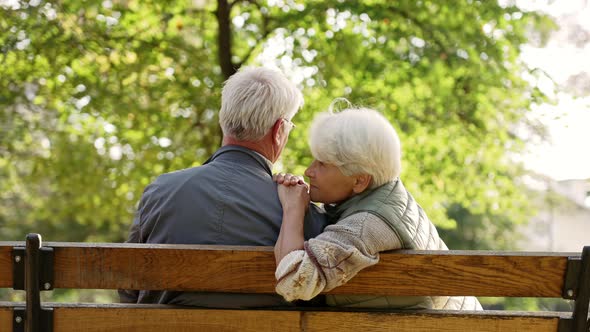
left=52, top=243, right=278, bottom=293
left=0, top=307, right=13, bottom=332
left=301, top=310, right=567, bottom=332
left=43, top=242, right=576, bottom=297
left=52, top=304, right=301, bottom=332
left=0, top=244, right=18, bottom=288
left=0, top=302, right=22, bottom=332
left=356, top=250, right=570, bottom=297
left=43, top=304, right=569, bottom=332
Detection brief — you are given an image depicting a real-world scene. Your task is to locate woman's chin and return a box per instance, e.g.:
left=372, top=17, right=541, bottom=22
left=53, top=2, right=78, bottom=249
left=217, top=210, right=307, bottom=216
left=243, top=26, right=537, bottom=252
left=309, top=192, right=323, bottom=204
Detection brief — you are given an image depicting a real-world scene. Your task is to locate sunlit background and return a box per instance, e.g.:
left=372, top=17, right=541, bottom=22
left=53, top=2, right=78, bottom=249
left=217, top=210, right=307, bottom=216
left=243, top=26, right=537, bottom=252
left=519, top=0, right=590, bottom=181
left=1, top=0, right=588, bottom=311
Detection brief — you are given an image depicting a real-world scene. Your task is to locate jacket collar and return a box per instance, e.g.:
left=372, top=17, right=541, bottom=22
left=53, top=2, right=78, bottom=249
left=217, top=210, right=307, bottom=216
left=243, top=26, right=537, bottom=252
left=204, top=145, right=273, bottom=176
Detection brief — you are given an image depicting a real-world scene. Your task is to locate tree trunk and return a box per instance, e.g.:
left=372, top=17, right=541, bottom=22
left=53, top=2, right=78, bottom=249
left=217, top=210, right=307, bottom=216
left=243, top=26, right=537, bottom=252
left=216, top=0, right=235, bottom=79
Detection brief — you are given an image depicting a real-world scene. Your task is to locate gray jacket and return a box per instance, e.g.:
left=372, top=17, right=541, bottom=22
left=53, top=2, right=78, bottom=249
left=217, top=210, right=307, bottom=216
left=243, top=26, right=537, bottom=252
left=119, top=145, right=328, bottom=308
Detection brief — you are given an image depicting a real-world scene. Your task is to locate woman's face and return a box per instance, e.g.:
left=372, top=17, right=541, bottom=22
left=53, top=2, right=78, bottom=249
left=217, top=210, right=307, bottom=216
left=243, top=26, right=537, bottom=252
left=304, top=159, right=356, bottom=204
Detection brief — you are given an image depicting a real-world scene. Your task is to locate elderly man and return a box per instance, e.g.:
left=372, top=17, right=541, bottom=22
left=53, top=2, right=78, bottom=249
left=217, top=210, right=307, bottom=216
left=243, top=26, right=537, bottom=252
left=119, top=67, right=328, bottom=307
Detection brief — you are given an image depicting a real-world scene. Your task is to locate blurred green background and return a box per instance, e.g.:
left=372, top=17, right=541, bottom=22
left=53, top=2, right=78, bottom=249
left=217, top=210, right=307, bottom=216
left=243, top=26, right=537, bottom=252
left=1, top=0, right=568, bottom=310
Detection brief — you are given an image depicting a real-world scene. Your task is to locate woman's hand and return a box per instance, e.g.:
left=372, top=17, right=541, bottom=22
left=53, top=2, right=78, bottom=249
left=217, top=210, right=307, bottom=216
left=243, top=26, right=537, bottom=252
left=273, top=173, right=309, bottom=264
left=273, top=173, right=306, bottom=186
left=274, top=173, right=309, bottom=212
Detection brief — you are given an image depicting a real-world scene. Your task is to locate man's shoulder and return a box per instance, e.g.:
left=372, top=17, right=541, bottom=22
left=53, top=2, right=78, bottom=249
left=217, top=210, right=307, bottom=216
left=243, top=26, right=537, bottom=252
left=155, top=165, right=204, bottom=181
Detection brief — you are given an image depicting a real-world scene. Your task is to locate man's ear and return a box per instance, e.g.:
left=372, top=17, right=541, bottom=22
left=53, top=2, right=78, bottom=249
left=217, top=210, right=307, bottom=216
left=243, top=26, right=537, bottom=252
left=352, top=174, right=372, bottom=194
left=271, top=119, right=284, bottom=145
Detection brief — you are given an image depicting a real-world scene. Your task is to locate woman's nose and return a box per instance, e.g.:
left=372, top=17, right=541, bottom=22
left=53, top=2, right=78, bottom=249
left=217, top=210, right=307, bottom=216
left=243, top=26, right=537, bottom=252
left=304, top=165, right=313, bottom=178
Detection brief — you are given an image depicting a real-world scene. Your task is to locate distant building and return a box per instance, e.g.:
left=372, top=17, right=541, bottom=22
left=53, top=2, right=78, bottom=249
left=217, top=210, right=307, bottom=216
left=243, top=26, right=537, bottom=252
left=519, top=176, right=590, bottom=252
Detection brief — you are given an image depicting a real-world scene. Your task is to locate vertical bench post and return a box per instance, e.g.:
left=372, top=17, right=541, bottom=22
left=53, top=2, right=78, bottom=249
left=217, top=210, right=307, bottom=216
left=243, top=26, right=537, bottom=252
left=572, top=246, right=590, bottom=332
left=12, top=234, right=53, bottom=332
left=25, top=234, right=42, bottom=332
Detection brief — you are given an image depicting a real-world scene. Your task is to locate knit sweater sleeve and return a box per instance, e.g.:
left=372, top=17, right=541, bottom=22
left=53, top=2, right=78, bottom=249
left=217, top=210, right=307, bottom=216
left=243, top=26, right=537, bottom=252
left=275, top=212, right=402, bottom=301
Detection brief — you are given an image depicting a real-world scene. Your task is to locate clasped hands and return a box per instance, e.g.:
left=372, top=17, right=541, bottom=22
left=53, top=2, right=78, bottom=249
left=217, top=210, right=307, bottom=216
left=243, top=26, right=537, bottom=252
left=273, top=173, right=310, bottom=213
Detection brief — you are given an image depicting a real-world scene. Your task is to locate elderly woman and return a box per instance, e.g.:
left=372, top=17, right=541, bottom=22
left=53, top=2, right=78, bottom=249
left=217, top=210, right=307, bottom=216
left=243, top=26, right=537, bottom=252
left=274, top=107, right=482, bottom=310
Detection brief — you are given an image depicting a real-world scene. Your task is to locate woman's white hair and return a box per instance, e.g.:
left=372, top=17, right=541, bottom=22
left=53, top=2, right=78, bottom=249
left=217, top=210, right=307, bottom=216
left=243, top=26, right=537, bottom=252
left=309, top=106, right=402, bottom=188
left=219, top=67, right=303, bottom=141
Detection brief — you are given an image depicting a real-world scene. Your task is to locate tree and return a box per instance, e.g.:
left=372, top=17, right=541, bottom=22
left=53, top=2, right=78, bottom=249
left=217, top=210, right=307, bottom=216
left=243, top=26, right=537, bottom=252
left=0, top=0, right=555, bottom=247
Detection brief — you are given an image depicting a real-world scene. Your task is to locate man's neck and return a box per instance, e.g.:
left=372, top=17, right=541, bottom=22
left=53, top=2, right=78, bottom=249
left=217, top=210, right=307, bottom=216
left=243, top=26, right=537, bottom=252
left=222, top=136, right=275, bottom=163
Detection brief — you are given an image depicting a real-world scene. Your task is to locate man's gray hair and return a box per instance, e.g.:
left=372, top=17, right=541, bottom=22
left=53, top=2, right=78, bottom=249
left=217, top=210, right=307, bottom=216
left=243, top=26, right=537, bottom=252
left=219, top=67, right=304, bottom=141
left=309, top=107, right=402, bottom=188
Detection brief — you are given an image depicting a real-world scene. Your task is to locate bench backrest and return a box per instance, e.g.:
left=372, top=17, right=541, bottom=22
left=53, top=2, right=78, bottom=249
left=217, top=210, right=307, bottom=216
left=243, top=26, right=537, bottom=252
left=0, top=242, right=576, bottom=296
left=0, top=235, right=588, bottom=332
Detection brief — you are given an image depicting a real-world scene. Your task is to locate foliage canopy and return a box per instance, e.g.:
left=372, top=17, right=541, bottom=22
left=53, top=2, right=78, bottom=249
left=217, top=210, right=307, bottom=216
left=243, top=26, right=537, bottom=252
left=0, top=0, right=555, bottom=247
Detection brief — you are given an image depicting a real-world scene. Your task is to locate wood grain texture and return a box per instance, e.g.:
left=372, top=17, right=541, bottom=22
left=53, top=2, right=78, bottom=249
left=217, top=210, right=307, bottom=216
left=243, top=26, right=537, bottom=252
left=51, top=244, right=279, bottom=293
left=47, top=243, right=574, bottom=297
left=0, top=302, right=20, bottom=332
left=52, top=305, right=301, bottom=332
left=0, top=307, right=13, bottom=332
left=45, top=304, right=570, bottom=332
left=301, top=310, right=567, bottom=332
left=0, top=244, right=18, bottom=287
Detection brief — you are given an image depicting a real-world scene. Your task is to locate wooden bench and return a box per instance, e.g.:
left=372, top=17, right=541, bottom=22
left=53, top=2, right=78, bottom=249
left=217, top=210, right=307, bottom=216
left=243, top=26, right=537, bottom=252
left=1, top=233, right=588, bottom=331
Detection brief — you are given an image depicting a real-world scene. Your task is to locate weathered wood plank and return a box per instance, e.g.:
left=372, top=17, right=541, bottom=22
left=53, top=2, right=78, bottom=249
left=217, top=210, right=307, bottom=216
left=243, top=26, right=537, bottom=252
left=355, top=250, right=570, bottom=297
left=52, top=244, right=279, bottom=293
left=0, top=244, right=16, bottom=288
left=52, top=305, right=301, bottom=332
left=45, top=304, right=570, bottom=332
left=0, top=308, right=13, bottom=332
left=0, top=302, right=20, bottom=332
left=301, top=310, right=567, bottom=332
left=47, top=243, right=573, bottom=297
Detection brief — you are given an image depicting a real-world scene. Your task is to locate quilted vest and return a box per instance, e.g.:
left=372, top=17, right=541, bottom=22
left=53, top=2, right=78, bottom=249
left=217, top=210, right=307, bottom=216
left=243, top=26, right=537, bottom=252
left=337, top=180, right=446, bottom=251
left=325, top=180, right=484, bottom=309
